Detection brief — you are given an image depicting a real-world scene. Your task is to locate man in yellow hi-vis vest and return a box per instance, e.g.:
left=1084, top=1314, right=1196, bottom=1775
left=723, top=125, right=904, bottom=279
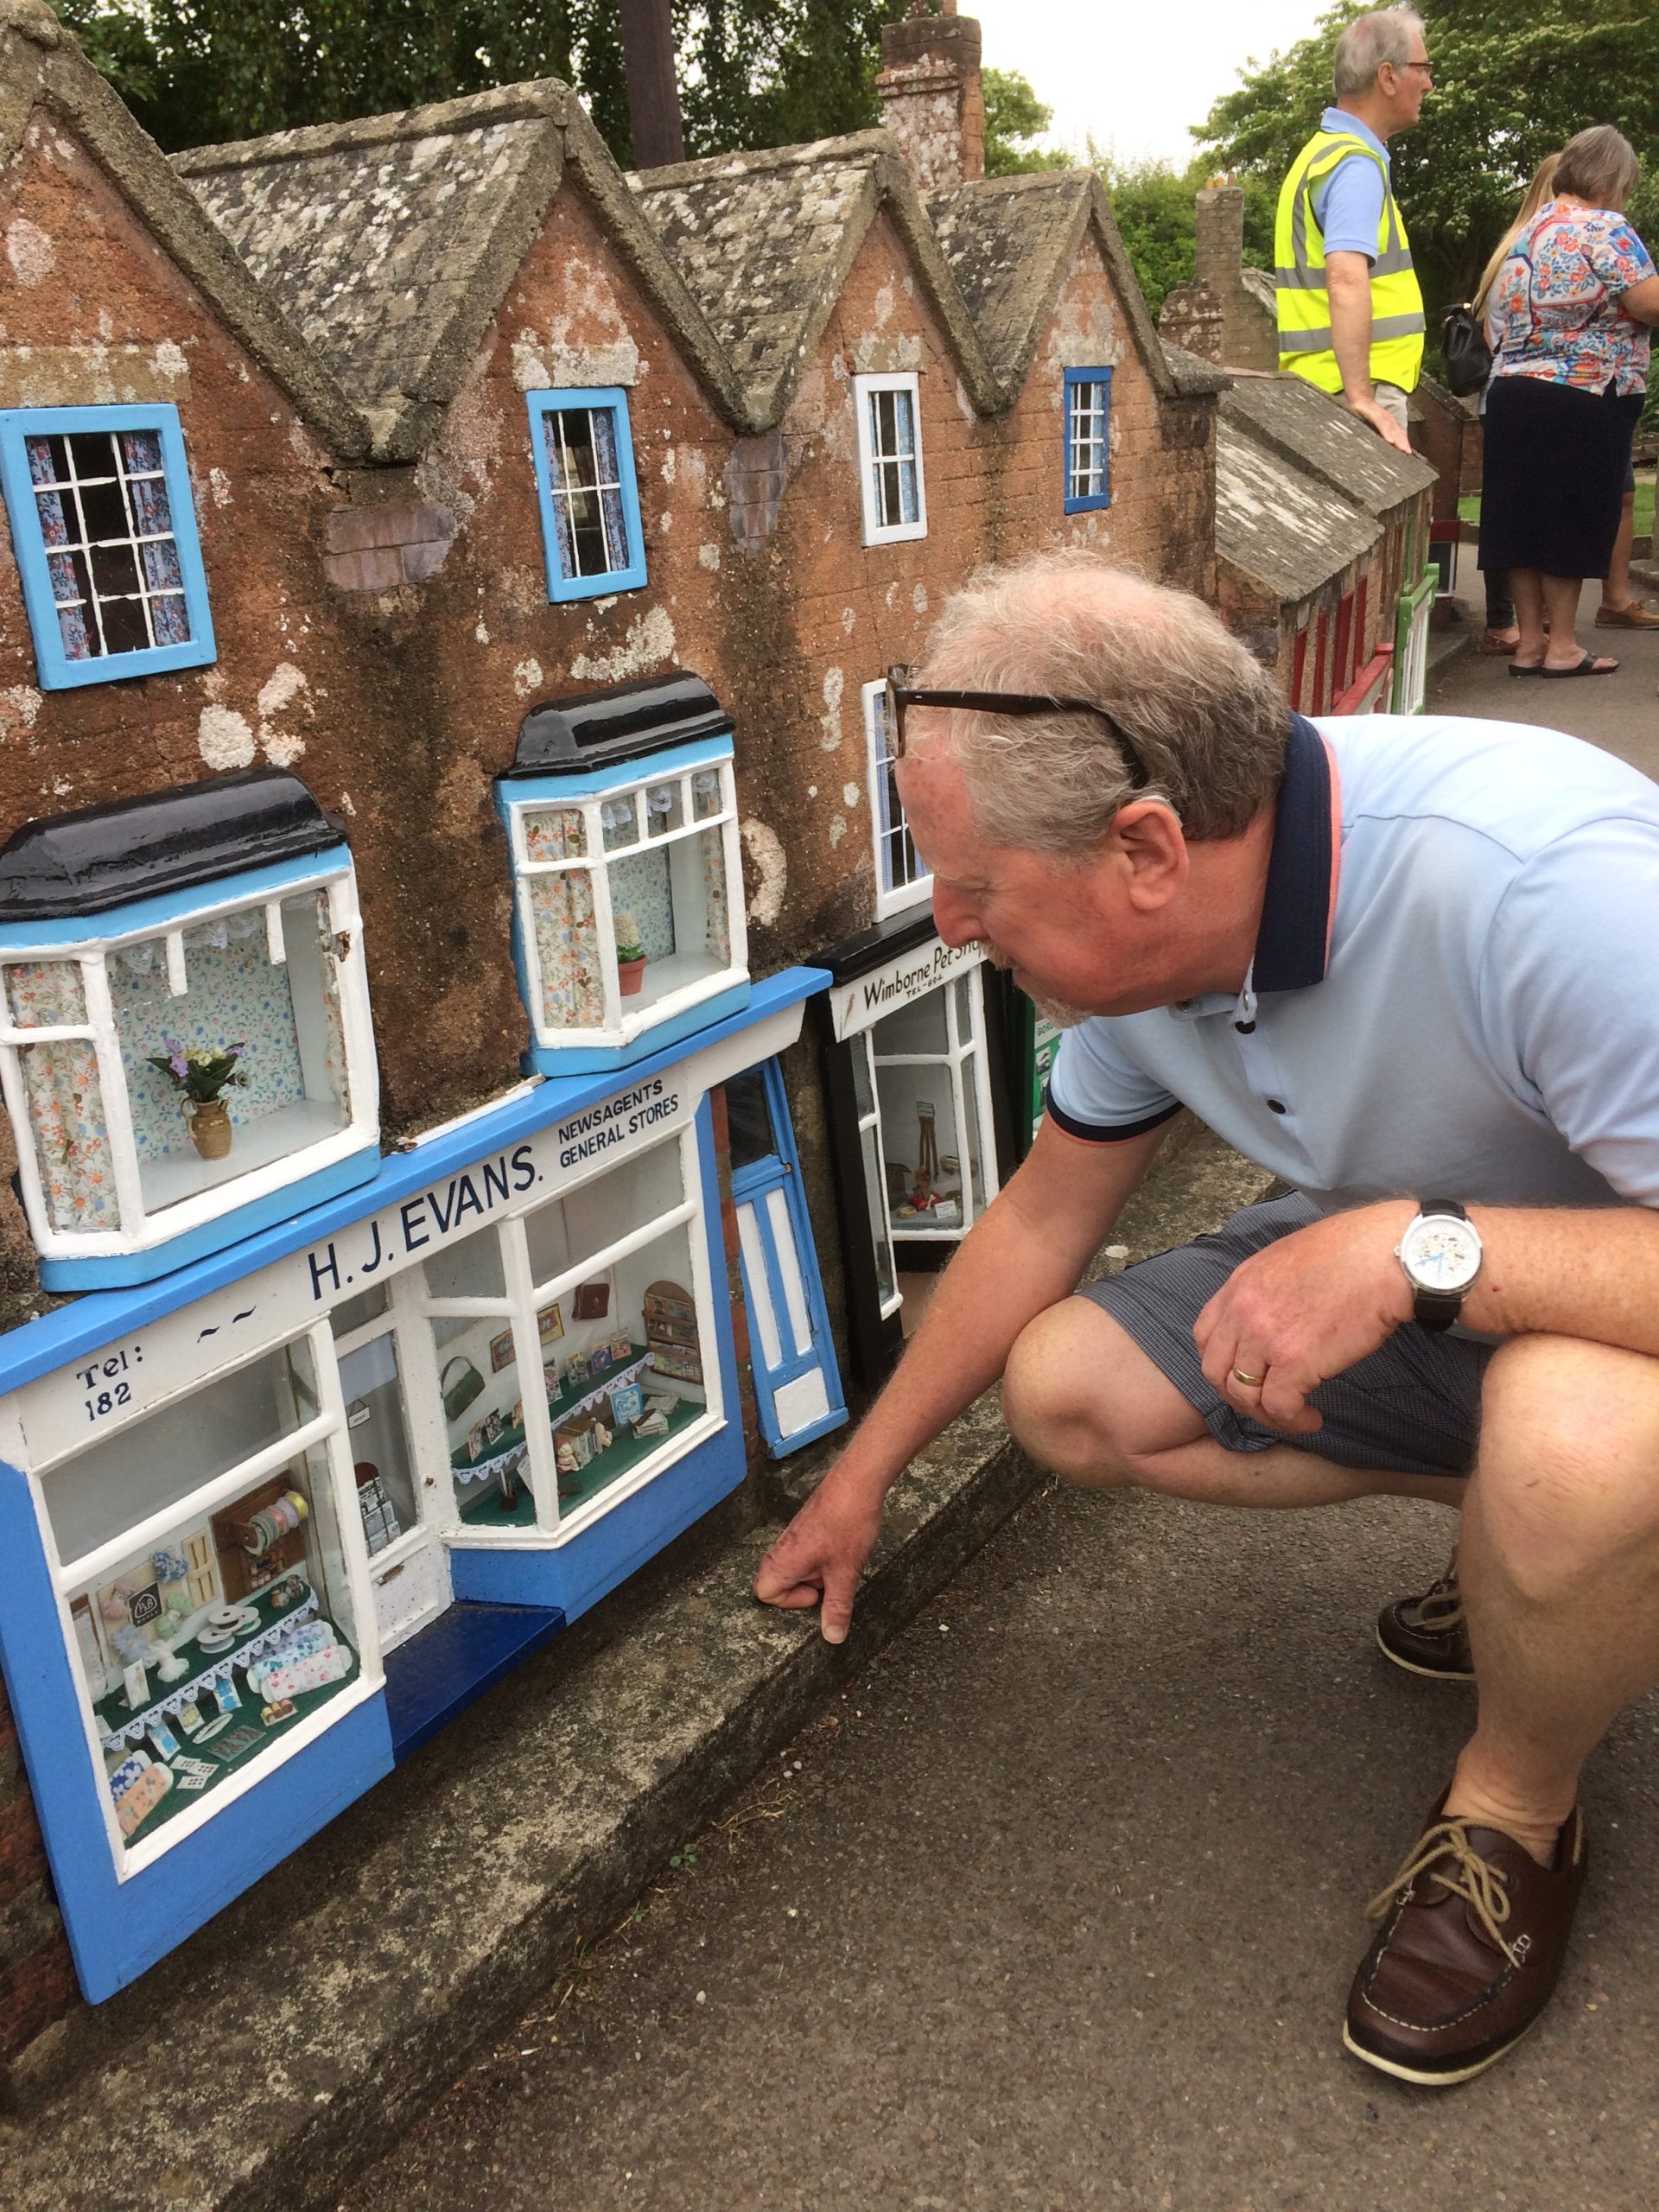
left=1275, top=9, right=1431, bottom=454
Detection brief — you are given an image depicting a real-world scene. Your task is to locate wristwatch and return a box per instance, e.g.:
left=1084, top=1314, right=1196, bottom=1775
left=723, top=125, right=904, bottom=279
left=1395, top=1199, right=1484, bottom=1332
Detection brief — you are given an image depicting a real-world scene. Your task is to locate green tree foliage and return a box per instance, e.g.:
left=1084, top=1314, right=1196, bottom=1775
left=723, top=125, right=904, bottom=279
left=1196, top=0, right=1659, bottom=314
left=49, top=0, right=908, bottom=161
left=982, top=66, right=1068, bottom=176
left=1093, top=156, right=1275, bottom=319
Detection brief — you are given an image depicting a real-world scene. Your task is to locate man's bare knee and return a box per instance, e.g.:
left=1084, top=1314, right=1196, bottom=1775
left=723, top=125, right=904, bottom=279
left=1473, top=1333, right=1659, bottom=1604
left=1003, top=1297, right=1199, bottom=1488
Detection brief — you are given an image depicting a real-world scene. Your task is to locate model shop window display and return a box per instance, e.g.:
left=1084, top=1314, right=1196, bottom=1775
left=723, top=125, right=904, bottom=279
left=0, top=771, right=378, bottom=1287
left=48, top=1327, right=372, bottom=1862
left=498, top=670, right=748, bottom=1074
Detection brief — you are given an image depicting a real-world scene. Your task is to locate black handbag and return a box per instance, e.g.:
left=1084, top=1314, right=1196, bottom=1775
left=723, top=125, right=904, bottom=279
left=1440, top=302, right=1492, bottom=397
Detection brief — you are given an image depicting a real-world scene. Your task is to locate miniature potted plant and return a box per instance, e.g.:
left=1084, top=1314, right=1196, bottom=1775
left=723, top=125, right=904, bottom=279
left=614, top=909, right=648, bottom=996
left=147, top=1038, right=250, bottom=1160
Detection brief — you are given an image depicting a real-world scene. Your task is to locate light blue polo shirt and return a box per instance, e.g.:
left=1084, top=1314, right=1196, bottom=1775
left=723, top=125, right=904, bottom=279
left=1047, top=712, right=1659, bottom=1216
left=1312, top=105, right=1389, bottom=259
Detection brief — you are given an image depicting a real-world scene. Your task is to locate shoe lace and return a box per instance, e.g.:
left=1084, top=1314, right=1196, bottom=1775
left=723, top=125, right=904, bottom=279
left=1413, top=1573, right=1465, bottom=1632
left=1364, top=1820, right=1518, bottom=1966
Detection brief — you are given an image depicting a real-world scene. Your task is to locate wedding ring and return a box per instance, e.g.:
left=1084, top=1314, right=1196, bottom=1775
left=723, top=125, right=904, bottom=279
left=1230, top=1367, right=1266, bottom=1388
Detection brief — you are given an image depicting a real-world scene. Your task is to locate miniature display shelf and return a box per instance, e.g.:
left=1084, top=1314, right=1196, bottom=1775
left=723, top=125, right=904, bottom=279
left=453, top=1337, right=703, bottom=1528
left=139, top=1096, right=345, bottom=1212
left=92, top=1575, right=359, bottom=1848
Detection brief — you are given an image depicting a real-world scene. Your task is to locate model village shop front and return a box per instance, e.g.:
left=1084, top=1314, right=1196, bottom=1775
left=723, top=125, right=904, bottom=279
left=0, top=972, right=835, bottom=2001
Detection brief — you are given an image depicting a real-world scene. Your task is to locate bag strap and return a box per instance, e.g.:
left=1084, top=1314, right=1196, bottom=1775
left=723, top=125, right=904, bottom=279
left=440, top=1356, right=472, bottom=1387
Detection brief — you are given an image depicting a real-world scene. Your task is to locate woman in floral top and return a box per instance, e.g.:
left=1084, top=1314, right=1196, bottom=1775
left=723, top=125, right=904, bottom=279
left=1478, top=125, right=1659, bottom=677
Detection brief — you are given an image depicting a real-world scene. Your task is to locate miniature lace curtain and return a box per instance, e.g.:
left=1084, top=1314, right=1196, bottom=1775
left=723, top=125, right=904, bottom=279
left=701, top=828, right=730, bottom=967
left=525, top=809, right=604, bottom=1028
left=4, top=960, right=121, bottom=1232
left=315, top=890, right=352, bottom=1112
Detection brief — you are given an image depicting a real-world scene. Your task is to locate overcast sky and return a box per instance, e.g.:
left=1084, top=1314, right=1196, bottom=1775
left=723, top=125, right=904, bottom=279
left=968, top=0, right=1332, bottom=169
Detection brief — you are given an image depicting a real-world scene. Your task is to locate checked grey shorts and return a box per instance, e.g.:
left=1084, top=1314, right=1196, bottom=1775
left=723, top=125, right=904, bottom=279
left=1077, top=1192, right=1495, bottom=1480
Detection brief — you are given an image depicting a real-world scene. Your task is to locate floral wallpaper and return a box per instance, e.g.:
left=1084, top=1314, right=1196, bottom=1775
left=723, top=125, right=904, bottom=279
left=111, top=925, right=307, bottom=1162
left=608, top=847, right=676, bottom=961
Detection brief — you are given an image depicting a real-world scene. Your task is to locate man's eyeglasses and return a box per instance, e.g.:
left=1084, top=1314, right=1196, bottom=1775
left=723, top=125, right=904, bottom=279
left=881, top=665, right=1153, bottom=790
left=1396, top=58, right=1433, bottom=77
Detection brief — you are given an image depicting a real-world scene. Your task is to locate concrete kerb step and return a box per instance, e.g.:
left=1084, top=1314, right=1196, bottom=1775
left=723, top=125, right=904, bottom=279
left=0, top=1123, right=1272, bottom=2212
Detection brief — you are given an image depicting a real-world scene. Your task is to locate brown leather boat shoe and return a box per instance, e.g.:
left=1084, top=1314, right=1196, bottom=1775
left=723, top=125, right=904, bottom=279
left=1344, top=1800, right=1587, bottom=2085
left=1595, top=599, right=1659, bottom=629
left=1376, top=1560, right=1473, bottom=1681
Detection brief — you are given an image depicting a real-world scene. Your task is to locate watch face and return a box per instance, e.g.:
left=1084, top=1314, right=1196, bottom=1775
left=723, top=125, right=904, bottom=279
left=1402, top=1216, right=1482, bottom=1294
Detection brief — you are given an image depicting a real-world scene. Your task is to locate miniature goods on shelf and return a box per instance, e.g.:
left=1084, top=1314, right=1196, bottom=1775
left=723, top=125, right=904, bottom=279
left=177, top=1700, right=204, bottom=1735
left=268, top=1576, right=306, bottom=1610
left=537, top=1302, right=564, bottom=1344
left=607, top=1330, right=632, bottom=1365
left=194, top=1713, right=232, bottom=1742
left=197, top=1628, right=235, bottom=1653
left=643, top=1281, right=702, bottom=1383
left=488, top=1327, right=515, bottom=1373
left=122, top=1660, right=149, bottom=1708
left=260, top=1700, right=296, bottom=1726
left=631, top=1408, right=669, bottom=1439
left=210, top=1725, right=264, bottom=1761
left=115, top=1760, right=172, bottom=1836
left=609, top=1382, right=645, bottom=1427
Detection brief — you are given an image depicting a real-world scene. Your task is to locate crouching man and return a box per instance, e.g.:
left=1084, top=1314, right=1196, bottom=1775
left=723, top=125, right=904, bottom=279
left=755, top=549, right=1659, bottom=2084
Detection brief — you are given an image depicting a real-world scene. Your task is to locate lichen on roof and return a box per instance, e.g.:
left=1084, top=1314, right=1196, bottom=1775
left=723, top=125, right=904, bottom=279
left=925, top=171, right=1090, bottom=384
left=632, top=138, right=882, bottom=416
left=1217, top=397, right=1380, bottom=601
left=174, top=95, right=560, bottom=419
left=1225, top=373, right=1437, bottom=510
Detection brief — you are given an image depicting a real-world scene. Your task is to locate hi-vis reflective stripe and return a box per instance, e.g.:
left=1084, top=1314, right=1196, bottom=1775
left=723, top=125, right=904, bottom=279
left=1274, top=125, right=1425, bottom=393
left=1280, top=313, right=1427, bottom=350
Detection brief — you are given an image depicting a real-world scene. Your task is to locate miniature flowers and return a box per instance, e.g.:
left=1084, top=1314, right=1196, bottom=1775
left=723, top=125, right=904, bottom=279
left=613, top=910, right=646, bottom=964
left=146, top=1038, right=251, bottom=1103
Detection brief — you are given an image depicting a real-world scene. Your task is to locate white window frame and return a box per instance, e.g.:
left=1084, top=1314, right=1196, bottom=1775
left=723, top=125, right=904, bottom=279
left=410, top=1122, right=723, bottom=1548
left=854, top=372, right=927, bottom=547
left=505, top=756, right=747, bottom=1054
left=0, top=865, right=378, bottom=1267
left=862, top=678, right=931, bottom=920
left=33, top=1319, right=385, bottom=1880
left=869, top=969, right=999, bottom=1245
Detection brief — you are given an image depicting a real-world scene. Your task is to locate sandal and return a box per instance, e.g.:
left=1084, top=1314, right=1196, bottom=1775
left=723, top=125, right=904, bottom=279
left=1480, top=628, right=1520, bottom=657
left=1539, top=654, right=1618, bottom=677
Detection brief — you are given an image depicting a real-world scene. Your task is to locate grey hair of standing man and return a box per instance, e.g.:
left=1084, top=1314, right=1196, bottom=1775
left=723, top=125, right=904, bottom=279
left=1332, top=9, right=1427, bottom=96
left=911, top=550, right=1287, bottom=858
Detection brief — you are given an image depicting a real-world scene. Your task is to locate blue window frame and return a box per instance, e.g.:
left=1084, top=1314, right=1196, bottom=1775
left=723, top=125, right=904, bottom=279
left=1063, top=368, right=1113, bottom=515
left=526, top=389, right=647, bottom=603
left=0, top=404, right=215, bottom=690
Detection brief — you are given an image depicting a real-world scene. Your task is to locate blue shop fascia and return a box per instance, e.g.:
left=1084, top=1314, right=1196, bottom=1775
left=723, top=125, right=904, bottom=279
left=0, top=673, right=845, bottom=2004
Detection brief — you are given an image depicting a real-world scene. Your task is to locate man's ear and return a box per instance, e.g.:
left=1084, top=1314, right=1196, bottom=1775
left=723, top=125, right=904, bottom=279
left=1112, top=802, right=1189, bottom=912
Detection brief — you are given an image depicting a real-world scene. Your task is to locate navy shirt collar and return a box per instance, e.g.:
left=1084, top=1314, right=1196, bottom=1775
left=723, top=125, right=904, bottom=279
left=1252, top=713, right=1338, bottom=995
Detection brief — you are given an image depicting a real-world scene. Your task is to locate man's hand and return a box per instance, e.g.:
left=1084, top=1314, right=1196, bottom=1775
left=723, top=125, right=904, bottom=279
left=1193, top=1200, right=1414, bottom=1432
left=1344, top=391, right=1412, bottom=453
left=754, top=1471, right=886, bottom=1644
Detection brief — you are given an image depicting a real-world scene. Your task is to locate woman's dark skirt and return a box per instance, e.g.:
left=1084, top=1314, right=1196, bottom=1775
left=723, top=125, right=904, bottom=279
left=1478, top=372, right=1643, bottom=578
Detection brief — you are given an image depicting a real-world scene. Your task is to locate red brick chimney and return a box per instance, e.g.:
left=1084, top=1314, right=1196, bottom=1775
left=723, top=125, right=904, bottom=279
left=877, top=2, right=985, bottom=193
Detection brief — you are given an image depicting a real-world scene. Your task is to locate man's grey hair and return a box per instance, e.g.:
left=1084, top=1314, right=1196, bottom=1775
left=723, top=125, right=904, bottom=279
left=1332, top=9, right=1425, bottom=96
left=912, top=551, right=1287, bottom=857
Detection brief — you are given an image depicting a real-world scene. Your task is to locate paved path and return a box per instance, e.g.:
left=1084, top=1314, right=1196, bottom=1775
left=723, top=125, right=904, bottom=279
left=1427, top=590, right=1659, bottom=777
left=339, top=634, right=1659, bottom=2212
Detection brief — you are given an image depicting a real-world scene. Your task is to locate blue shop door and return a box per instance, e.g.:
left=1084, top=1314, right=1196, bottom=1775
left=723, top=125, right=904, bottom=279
left=724, top=1061, right=847, bottom=1456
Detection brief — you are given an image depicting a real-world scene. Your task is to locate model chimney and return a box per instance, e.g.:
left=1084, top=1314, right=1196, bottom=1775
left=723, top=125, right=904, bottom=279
left=877, top=2, right=986, bottom=193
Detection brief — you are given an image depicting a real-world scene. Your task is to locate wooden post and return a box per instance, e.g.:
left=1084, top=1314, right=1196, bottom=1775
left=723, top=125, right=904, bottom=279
left=618, top=0, right=685, bottom=168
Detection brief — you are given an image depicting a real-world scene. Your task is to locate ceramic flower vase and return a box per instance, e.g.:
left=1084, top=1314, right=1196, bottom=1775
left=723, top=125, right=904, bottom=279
left=618, top=955, right=647, bottom=997
left=186, top=1098, right=233, bottom=1160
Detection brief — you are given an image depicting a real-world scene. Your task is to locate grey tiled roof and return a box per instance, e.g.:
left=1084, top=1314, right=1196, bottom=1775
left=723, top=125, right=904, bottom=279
left=1224, top=372, right=1437, bottom=509
left=631, top=133, right=1000, bottom=421
left=925, top=171, right=1090, bottom=384
left=171, top=84, right=746, bottom=457
left=1217, top=396, right=1378, bottom=601
left=632, top=140, right=880, bottom=411
left=175, top=106, right=551, bottom=418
